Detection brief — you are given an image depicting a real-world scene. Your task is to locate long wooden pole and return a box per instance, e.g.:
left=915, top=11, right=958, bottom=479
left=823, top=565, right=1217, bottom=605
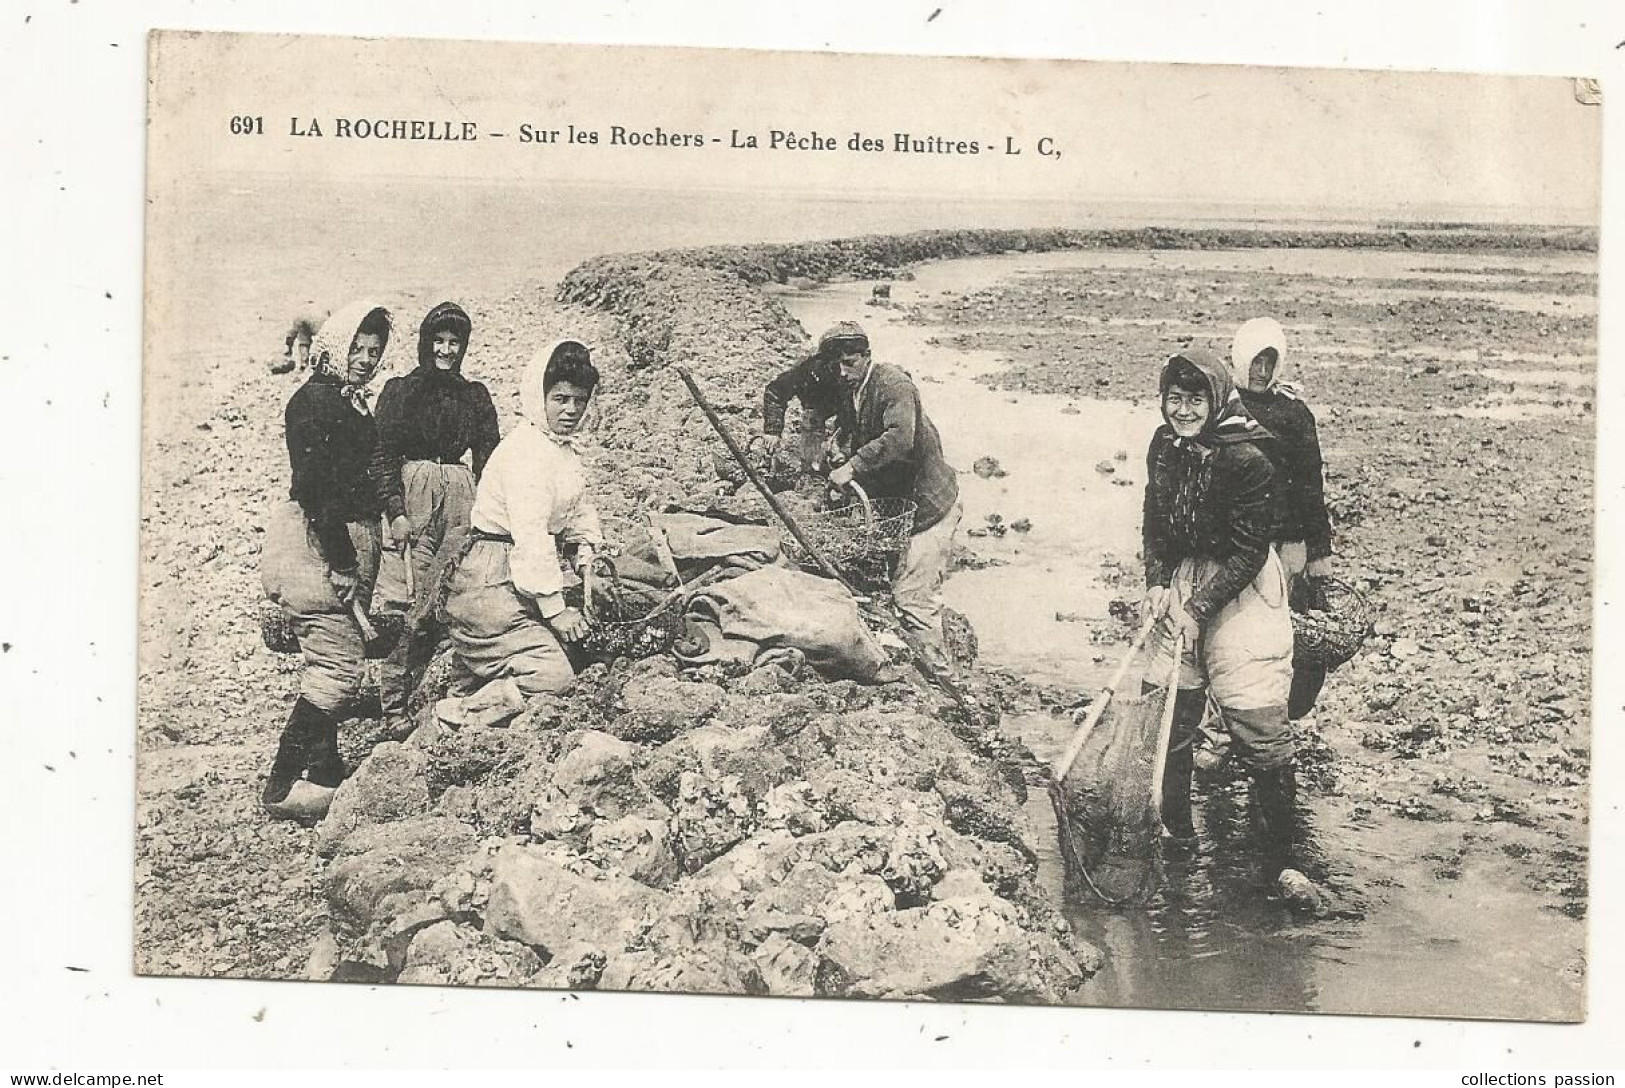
left=1051, top=614, right=1157, bottom=783
left=675, top=366, right=855, bottom=592
left=676, top=365, right=983, bottom=720
left=1147, top=631, right=1186, bottom=834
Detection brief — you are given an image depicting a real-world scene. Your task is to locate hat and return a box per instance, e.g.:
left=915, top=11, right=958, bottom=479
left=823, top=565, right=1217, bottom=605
left=816, top=321, right=870, bottom=359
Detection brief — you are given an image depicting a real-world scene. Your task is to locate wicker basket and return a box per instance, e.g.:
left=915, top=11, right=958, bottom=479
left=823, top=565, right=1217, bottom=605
left=568, top=557, right=689, bottom=660
left=712, top=434, right=805, bottom=493
left=780, top=481, right=916, bottom=580
left=1290, top=575, right=1374, bottom=671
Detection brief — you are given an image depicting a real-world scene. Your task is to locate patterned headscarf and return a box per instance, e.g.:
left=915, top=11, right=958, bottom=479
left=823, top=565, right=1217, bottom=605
left=310, top=301, right=392, bottom=414
left=1158, top=348, right=1269, bottom=540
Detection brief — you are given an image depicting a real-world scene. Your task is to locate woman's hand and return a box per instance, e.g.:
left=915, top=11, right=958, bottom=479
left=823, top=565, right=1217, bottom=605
left=1143, top=585, right=1171, bottom=624
left=329, top=567, right=361, bottom=605
left=388, top=515, right=414, bottom=549
left=1170, top=603, right=1203, bottom=645
left=829, top=462, right=856, bottom=488
left=547, top=607, right=590, bottom=643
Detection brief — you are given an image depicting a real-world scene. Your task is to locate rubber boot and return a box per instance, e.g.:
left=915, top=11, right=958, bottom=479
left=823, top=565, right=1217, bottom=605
left=1252, top=764, right=1302, bottom=882
left=1148, top=683, right=1207, bottom=843
left=305, top=711, right=346, bottom=788
left=262, top=698, right=323, bottom=810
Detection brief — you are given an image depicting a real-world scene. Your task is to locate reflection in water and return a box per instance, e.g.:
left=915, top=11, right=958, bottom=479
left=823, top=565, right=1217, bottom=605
left=1064, top=780, right=1320, bottom=1013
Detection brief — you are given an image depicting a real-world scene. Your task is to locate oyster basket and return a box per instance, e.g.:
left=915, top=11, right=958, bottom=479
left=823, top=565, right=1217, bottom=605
left=570, top=557, right=688, bottom=659
left=1290, top=575, right=1374, bottom=670
left=780, top=481, right=916, bottom=573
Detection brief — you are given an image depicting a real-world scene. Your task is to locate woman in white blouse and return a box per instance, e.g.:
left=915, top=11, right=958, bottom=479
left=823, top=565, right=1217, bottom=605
left=442, top=339, right=604, bottom=696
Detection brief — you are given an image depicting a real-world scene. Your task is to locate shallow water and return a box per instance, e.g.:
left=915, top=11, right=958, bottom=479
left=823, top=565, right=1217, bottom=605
left=778, top=251, right=1586, bottom=1020
left=774, top=259, right=1155, bottom=690
left=1010, top=709, right=1583, bottom=1019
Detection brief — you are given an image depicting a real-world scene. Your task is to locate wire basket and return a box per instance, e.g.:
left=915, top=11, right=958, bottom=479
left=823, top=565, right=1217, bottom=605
left=712, top=434, right=804, bottom=493
left=1290, top=575, right=1374, bottom=671
left=780, top=481, right=916, bottom=579
left=567, top=557, right=689, bottom=660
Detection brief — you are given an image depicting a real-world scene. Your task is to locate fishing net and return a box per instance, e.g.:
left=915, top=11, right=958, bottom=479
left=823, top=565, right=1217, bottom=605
left=1049, top=683, right=1176, bottom=907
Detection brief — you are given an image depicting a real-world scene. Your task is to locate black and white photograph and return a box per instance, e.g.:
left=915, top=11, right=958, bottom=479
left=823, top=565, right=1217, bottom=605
left=129, top=28, right=1605, bottom=1024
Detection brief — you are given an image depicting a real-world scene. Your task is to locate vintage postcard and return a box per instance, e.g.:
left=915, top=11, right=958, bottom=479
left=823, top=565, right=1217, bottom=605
left=139, top=29, right=1598, bottom=1020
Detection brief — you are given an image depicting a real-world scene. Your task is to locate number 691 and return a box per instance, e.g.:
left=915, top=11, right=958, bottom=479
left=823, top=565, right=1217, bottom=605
left=229, top=115, right=263, bottom=135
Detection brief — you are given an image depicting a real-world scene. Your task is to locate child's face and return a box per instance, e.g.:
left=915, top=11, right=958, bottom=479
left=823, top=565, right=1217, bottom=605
left=545, top=380, right=593, bottom=435
left=347, top=332, right=385, bottom=383
left=1163, top=383, right=1211, bottom=438
left=431, top=328, right=463, bottom=370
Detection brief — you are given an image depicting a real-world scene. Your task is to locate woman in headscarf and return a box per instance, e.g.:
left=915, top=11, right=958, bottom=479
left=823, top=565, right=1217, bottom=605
left=1141, top=348, right=1304, bottom=891
left=440, top=339, right=604, bottom=709
left=1230, top=317, right=1334, bottom=721
left=259, top=301, right=393, bottom=818
left=370, top=302, right=501, bottom=733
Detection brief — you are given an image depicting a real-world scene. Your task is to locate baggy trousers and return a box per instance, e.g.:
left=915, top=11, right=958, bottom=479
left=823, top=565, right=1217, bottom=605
left=442, top=537, right=576, bottom=697
left=1146, top=550, right=1295, bottom=771
left=261, top=501, right=382, bottom=713
left=892, top=499, right=963, bottom=663
left=378, top=461, right=476, bottom=716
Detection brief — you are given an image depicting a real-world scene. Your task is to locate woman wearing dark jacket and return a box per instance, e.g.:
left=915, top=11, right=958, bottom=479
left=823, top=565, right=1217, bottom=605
left=259, top=301, right=393, bottom=818
left=1231, top=317, right=1334, bottom=720
left=370, top=301, right=501, bottom=731
left=1142, top=348, right=1303, bottom=890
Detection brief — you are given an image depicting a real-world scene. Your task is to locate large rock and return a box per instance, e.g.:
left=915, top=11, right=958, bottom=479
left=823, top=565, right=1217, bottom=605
left=597, top=947, right=767, bottom=996
left=550, top=731, right=645, bottom=812
left=803, top=764, right=946, bottom=829
left=656, top=723, right=795, bottom=805
left=483, top=843, right=662, bottom=957
left=815, top=884, right=1088, bottom=1002
left=757, top=781, right=830, bottom=835
left=530, top=731, right=666, bottom=842
left=786, top=709, right=943, bottom=796
left=751, top=933, right=820, bottom=997
left=690, top=822, right=960, bottom=909
left=669, top=770, right=755, bottom=873
left=323, top=816, right=480, bottom=935
left=612, top=674, right=725, bottom=742
left=586, top=815, right=681, bottom=888
left=935, top=777, right=1034, bottom=860
left=750, top=860, right=892, bottom=924
left=397, top=921, right=543, bottom=988
left=415, top=720, right=552, bottom=797
left=315, top=742, right=432, bottom=857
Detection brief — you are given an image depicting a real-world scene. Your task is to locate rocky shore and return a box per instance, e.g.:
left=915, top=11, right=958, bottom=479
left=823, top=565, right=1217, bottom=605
left=136, top=223, right=1595, bottom=1010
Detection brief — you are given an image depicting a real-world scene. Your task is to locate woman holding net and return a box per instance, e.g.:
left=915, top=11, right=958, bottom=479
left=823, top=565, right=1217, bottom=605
left=1141, top=347, right=1306, bottom=894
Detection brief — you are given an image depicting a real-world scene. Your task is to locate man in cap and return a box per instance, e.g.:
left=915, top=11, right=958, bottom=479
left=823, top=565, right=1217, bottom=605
left=760, top=329, right=856, bottom=472
left=823, top=322, right=964, bottom=669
